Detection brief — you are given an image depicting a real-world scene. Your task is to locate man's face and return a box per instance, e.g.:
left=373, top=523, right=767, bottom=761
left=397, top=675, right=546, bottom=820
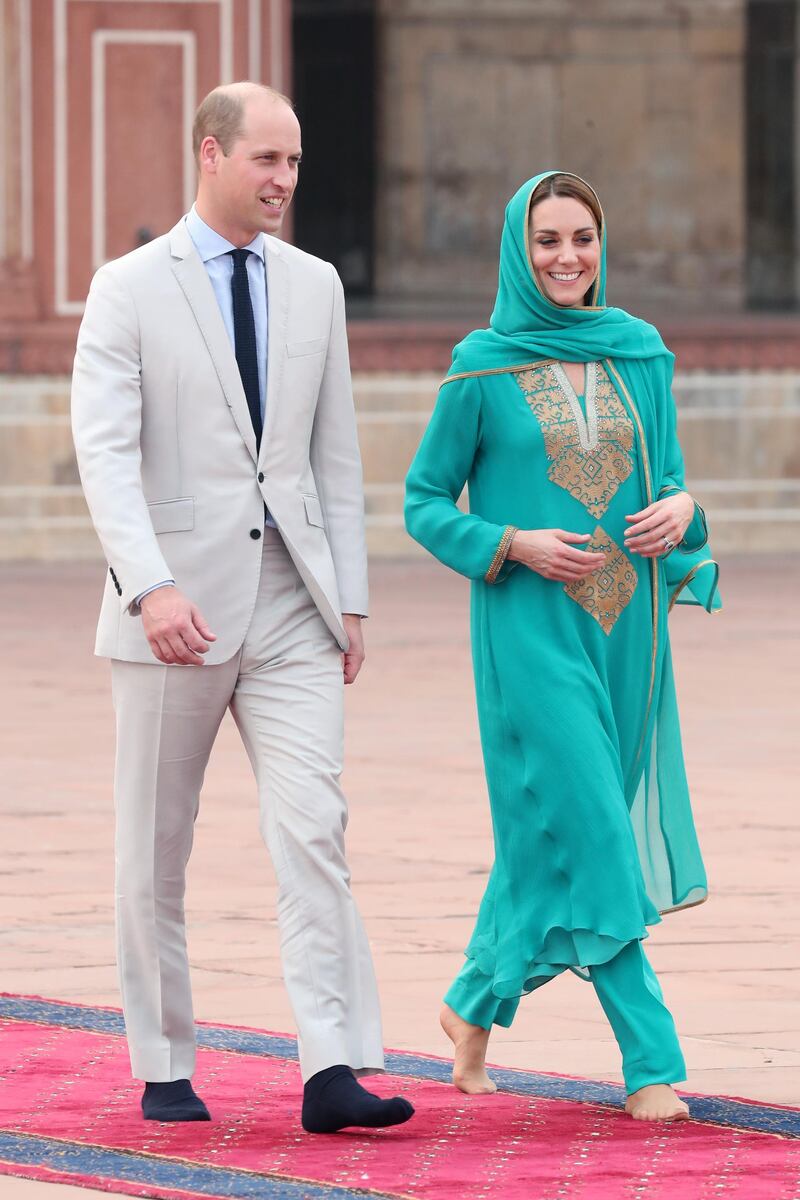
left=203, top=98, right=302, bottom=243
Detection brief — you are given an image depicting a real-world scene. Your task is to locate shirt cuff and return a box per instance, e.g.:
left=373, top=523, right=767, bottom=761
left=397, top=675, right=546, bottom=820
left=134, top=580, right=175, bottom=607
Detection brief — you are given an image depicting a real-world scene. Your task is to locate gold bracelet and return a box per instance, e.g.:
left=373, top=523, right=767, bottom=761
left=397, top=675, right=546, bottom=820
left=484, top=525, right=518, bottom=585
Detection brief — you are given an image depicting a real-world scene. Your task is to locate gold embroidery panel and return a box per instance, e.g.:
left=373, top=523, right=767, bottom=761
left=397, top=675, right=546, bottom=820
left=515, top=363, right=634, bottom=519
left=564, top=526, right=638, bottom=635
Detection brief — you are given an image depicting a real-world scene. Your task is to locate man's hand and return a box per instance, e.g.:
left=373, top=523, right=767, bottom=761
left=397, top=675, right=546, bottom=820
left=342, top=613, right=365, bottom=685
left=140, top=586, right=217, bottom=666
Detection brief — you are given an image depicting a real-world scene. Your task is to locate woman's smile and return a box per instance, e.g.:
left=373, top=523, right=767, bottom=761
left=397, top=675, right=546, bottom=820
left=529, top=194, right=601, bottom=307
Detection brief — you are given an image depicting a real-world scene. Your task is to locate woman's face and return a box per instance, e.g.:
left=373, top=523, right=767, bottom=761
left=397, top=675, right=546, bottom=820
left=528, top=195, right=600, bottom=308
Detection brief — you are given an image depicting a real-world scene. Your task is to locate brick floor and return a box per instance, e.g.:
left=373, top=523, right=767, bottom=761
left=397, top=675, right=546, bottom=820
left=0, top=555, right=798, bottom=1197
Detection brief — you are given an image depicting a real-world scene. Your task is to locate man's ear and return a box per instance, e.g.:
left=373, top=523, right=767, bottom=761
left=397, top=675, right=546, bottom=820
left=199, top=136, right=221, bottom=175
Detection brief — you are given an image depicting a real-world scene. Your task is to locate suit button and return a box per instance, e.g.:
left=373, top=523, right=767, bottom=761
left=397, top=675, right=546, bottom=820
left=250, top=528, right=261, bottom=540
left=257, top=472, right=264, bottom=483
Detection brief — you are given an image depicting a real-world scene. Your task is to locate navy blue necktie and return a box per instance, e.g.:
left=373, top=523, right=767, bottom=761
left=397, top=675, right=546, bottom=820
left=229, top=248, right=263, bottom=448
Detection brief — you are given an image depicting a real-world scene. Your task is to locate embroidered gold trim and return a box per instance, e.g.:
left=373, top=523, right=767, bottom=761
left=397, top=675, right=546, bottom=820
left=485, top=525, right=518, bottom=585
left=551, top=361, right=600, bottom=450
left=658, top=892, right=709, bottom=916
left=604, top=359, right=659, bottom=771
left=563, top=525, right=638, bottom=634
left=668, top=558, right=720, bottom=613
left=441, top=359, right=554, bottom=388
left=515, top=361, right=634, bottom=518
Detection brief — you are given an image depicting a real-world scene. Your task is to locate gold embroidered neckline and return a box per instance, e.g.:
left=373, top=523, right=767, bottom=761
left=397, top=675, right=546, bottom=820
left=513, top=360, right=639, bottom=635
left=514, top=361, right=635, bottom=522
left=551, top=361, right=599, bottom=451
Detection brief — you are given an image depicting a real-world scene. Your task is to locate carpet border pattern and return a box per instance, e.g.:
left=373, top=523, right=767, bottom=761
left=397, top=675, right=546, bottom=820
left=0, top=992, right=798, bottom=1200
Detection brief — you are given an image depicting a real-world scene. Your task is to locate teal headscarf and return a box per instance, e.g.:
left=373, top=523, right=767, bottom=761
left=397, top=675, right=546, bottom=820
left=448, top=171, right=669, bottom=377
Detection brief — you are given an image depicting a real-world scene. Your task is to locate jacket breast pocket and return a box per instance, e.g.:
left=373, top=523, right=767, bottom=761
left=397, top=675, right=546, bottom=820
left=303, top=494, right=325, bottom=528
left=287, top=338, right=326, bottom=358
left=148, top=497, right=195, bottom=534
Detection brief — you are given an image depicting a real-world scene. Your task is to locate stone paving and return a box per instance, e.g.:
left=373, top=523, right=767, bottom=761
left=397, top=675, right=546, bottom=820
left=1, top=555, right=798, bottom=1198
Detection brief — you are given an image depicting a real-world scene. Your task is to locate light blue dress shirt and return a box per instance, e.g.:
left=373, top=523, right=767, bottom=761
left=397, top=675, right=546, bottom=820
left=185, top=205, right=269, bottom=420
left=135, top=208, right=273, bottom=607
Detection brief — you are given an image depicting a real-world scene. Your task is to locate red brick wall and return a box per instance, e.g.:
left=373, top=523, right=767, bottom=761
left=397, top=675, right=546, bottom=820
left=0, top=0, right=291, bottom=354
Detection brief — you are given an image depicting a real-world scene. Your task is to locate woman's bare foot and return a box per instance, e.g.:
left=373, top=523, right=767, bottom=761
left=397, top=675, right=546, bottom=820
left=440, top=1005, right=497, bottom=1095
left=625, top=1084, right=690, bottom=1122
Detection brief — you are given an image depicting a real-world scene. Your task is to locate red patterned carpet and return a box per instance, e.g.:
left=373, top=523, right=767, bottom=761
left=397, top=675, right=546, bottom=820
left=1, top=996, right=798, bottom=1199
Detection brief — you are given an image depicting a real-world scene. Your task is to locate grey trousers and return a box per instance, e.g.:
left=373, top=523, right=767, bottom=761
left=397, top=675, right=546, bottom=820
left=110, top=528, right=384, bottom=1083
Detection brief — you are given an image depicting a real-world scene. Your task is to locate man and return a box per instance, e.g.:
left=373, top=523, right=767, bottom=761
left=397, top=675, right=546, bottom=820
left=71, top=81, right=413, bottom=1134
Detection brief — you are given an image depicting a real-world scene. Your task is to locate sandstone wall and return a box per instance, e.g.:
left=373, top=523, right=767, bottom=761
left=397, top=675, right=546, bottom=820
left=375, top=0, right=746, bottom=314
left=2, top=367, right=797, bottom=561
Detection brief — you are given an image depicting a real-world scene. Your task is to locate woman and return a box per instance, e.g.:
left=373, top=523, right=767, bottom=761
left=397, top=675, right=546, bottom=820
left=404, top=172, right=720, bottom=1122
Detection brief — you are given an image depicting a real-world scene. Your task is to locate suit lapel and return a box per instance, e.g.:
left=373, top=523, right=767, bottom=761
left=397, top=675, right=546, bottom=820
left=169, top=221, right=258, bottom=465
left=260, top=237, right=289, bottom=465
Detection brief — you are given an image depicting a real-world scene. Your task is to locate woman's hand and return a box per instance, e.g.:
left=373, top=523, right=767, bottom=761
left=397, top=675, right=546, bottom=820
left=624, top=492, right=695, bottom=558
left=507, top=529, right=606, bottom=582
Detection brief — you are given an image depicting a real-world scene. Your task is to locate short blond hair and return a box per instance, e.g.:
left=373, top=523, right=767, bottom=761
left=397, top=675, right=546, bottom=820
left=192, top=81, right=294, bottom=162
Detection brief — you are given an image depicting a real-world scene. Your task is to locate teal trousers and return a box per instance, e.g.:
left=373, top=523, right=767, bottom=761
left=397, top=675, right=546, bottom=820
left=444, top=939, right=686, bottom=1095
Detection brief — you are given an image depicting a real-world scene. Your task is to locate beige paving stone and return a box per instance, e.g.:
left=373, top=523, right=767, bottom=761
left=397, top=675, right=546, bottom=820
left=0, top=555, right=797, bottom=1199
left=681, top=1068, right=799, bottom=1107
left=1, top=1185, right=107, bottom=1200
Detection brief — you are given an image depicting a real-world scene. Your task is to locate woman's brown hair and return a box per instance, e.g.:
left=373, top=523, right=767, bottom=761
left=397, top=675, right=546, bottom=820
left=528, top=173, right=603, bottom=232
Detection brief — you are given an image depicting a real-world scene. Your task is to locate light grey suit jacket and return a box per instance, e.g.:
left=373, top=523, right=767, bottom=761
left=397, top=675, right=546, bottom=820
left=71, top=218, right=368, bottom=664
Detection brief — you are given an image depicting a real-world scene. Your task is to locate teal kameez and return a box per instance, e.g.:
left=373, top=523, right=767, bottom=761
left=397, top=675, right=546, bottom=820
left=404, top=173, right=720, bottom=1092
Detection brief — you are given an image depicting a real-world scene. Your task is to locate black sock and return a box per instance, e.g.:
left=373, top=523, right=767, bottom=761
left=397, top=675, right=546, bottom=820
left=301, top=1064, right=414, bottom=1134
left=141, top=1079, right=211, bottom=1122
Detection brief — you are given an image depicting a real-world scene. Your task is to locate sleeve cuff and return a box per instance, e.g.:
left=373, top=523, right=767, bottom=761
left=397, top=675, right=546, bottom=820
left=131, top=579, right=175, bottom=611
left=658, top=488, right=709, bottom=554
left=484, top=525, right=518, bottom=585
left=679, top=502, right=709, bottom=553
